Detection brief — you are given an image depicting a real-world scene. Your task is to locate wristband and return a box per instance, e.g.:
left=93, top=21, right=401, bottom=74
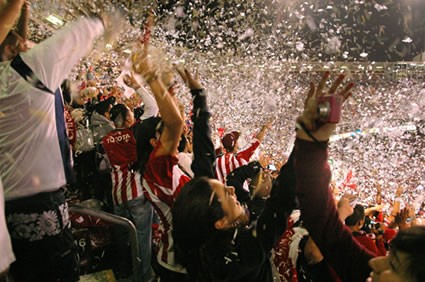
left=296, top=122, right=320, bottom=143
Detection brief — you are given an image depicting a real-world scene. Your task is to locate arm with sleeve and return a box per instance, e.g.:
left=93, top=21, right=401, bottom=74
left=226, top=162, right=266, bottom=221
left=21, top=17, right=104, bottom=92
left=256, top=151, right=297, bottom=253
left=226, top=162, right=262, bottom=204
left=190, top=89, right=216, bottom=179
left=236, top=139, right=260, bottom=162
left=294, top=139, right=374, bottom=282
left=136, top=86, right=159, bottom=120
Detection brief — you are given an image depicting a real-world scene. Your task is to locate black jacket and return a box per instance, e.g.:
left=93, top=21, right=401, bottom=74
left=199, top=153, right=297, bottom=281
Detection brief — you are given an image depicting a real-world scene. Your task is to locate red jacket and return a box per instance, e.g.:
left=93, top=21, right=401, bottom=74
left=353, top=231, right=387, bottom=256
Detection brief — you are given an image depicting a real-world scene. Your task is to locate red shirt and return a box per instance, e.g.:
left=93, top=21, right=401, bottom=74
left=215, top=139, right=260, bottom=183
left=65, top=108, right=76, bottom=148
left=142, top=142, right=191, bottom=273
left=102, top=128, right=143, bottom=205
left=353, top=231, right=387, bottom=256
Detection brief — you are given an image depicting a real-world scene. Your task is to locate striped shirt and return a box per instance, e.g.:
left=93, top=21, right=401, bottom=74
left=102, top=128, right=143, bottom=205
left=215, top=139, right=260, bottom=183
left=142, top=142, right=191, bottom=273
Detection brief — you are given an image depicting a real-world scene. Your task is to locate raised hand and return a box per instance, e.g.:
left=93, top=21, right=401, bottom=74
left=256, top=120, right=273, bottom=142
left=395, top=185, right=403, bottom=198
left=99, top=8, right=126, bottom=45
left=394, top=208, right=411, bottom=230
left=337, top=194, right=355, bottom=221
left=174, top=65, right=202, bottom=90
left=139, top=10, right=154, bottom=44
left=123, top=72, right=141, bottom=90
left=263, top=120, right=273, bottom=130
left=131, top=43, right=159, bottom=82
left=296, top=72, right=354, bottom=142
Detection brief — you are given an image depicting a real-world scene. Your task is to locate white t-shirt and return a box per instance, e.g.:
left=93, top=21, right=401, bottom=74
left=0, top=178, right=15, bottom=273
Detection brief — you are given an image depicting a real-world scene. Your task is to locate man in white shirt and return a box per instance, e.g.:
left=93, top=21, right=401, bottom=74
left=0, top=12, right=122, bottom=281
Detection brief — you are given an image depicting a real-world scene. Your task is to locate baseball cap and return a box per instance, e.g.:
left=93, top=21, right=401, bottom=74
left=221, top=131, right=240, bottom=151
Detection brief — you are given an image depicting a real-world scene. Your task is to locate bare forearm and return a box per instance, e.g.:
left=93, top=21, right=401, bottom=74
left=0, top=0, right=25, bottom=43
left=16, top=0, right=29, bottom=40
left=147, top=78, right=183, bottom=131
left=255, top=125, right=268, bottom=142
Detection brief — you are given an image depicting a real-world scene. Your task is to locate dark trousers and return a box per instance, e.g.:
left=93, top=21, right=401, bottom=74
left=152, top=257, right=189, bottom=282
left=6, top=189, right=79, bottom=282
left=10, top=228, right=79, bottom=282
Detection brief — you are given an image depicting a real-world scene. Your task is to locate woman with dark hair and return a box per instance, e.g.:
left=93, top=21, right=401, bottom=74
left=131, top=40, right=216, bottom=281
left=172, top=151, right=297, bottom=281
left=170, top=72, right=354, bottom=282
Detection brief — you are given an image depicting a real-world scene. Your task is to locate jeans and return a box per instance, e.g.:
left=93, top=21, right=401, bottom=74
left=114, top=196, right=154, bottom=282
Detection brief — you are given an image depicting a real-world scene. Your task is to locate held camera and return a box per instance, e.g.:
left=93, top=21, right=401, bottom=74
left=317, top=95, right=343, bottom=123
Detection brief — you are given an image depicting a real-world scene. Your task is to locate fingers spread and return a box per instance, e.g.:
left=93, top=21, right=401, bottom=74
left=343, top=92, right=352, bottom=102
left=329, top=74, right=345, bottom=94
left=174, top=64, right=187, bottom=81
left=316, top=71, right=330, bottom=96
left=304, top=82, right=315, bottom=107
left=340, top=82, right=355, bottom=96
left=184, top=69, right=192, bottom=79
left=340, top=82, right=355, bottom=101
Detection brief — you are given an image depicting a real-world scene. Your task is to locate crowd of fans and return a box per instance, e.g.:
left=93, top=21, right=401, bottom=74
left=1, top=2, right=424, bottom=282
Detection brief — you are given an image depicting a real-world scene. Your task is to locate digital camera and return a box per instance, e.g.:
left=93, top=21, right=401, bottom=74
left=317, top=95, right=343, bottom=123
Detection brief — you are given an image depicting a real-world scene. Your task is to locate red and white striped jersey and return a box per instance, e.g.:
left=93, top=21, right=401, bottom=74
left=215, top=139, right=260, bottom=183
left=142, top=142, right=191, bottom=273
left=102, top=128, right=143, bottom=205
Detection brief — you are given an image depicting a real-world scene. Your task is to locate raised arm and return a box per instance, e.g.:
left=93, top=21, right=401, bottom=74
left=294, top=73, right=373, bottom=282
left=16, top=1, right=29, bottom=41
left=0, top=0, right=25, bottom=43
left=175, top=66, right=216, bottom=178
left=255, top=120, right=272, bottom=142
left=226, top=162, right=262, bottom=204
left=388, top=185, right=404, bottom=223
left=21, top=17, right=105, bottom=92
left=256, top=150, right=297, bottom=253
left=131, top=46, right=183, bottom=156
left=236, top=121, right=272, bottom=162
left=123, top=72, right=159, bottom=120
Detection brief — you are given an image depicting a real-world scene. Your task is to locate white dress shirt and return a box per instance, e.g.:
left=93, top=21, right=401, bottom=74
left=0, top=17, right=104, bottom=200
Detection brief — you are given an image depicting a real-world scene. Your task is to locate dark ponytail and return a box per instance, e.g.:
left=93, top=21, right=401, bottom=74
left=172, top=177, right=225, bottom=280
